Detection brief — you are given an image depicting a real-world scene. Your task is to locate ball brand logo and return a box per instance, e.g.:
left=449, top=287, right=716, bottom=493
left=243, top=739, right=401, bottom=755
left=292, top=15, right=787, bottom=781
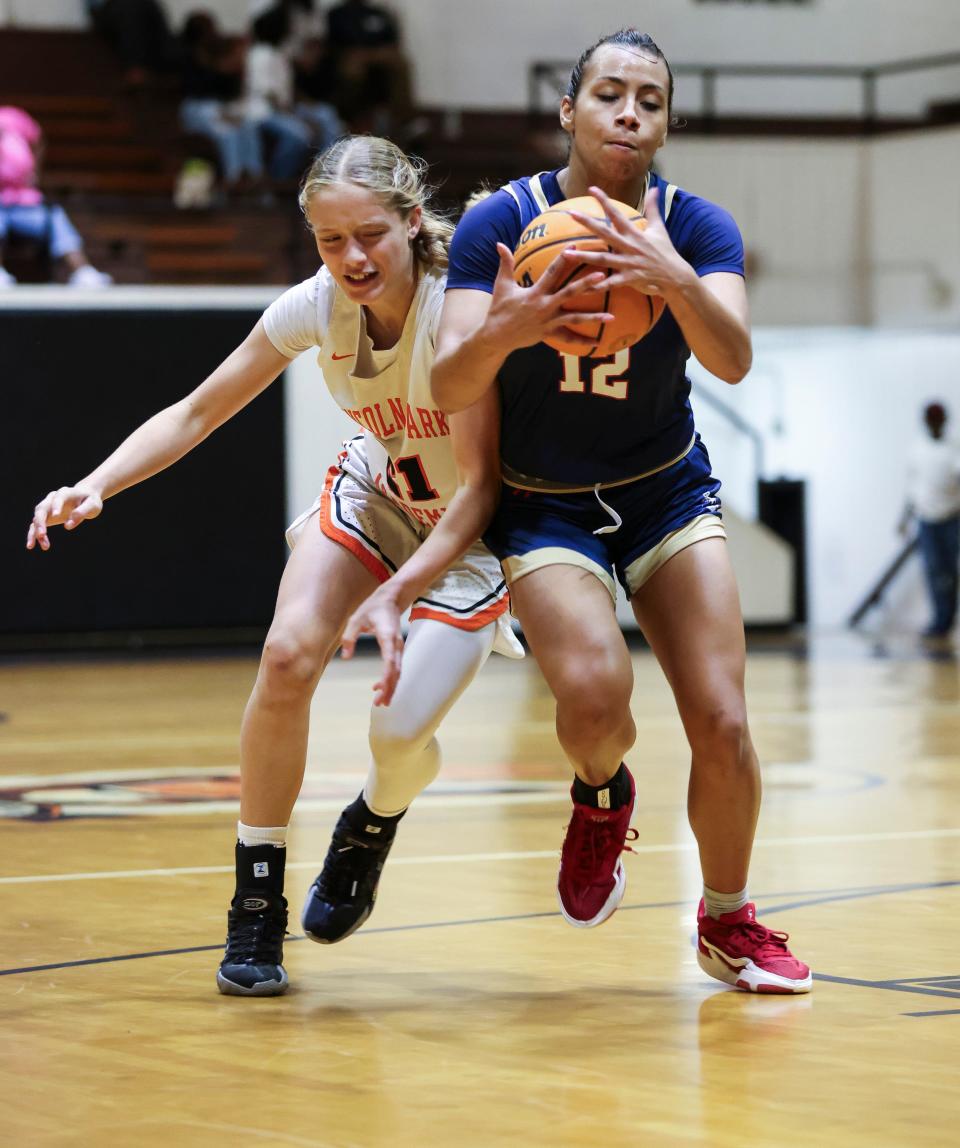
left=520, top=271, right=535, bottom=288
left=518, top=222, right=547, bottom=247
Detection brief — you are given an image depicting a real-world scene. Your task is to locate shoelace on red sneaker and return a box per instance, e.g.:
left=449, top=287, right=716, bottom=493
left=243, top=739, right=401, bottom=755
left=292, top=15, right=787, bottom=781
left=565, top=808, right=639, bottom=879
left=718, top=918, right=793, bottom=958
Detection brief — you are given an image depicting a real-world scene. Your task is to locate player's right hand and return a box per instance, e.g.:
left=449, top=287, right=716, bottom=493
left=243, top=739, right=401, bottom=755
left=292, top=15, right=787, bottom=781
left=27, top=484, right=104, bottom=551
left=490, top=243, right=613, bottom=352
left=340, top=587, right=405, bottom=707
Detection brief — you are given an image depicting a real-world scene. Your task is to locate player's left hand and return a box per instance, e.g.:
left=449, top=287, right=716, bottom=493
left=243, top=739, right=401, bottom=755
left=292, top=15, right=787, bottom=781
left=341, top=588, right=405, bottom=707
left=566, top=185, right=693, bottom=296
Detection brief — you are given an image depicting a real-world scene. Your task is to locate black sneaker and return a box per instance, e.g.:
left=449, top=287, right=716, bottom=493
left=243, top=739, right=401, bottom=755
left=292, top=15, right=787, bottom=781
left=216, top=890, right=289, bottom=996
left=301, top=810, right=397, bottom=943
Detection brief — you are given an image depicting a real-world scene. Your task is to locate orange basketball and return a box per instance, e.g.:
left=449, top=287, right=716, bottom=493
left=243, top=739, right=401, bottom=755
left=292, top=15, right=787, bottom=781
left=512, top=195, right=665, bottom=357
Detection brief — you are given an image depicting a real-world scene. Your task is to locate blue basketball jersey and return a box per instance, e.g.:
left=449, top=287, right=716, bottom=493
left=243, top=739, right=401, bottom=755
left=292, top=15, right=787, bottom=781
left=446, top=169, right=745, bottom=486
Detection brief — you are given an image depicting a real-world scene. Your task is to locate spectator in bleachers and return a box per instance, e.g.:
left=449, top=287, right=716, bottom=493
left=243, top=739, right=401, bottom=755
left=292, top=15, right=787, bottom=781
left=86, top=0, right=182, bottom=88
left=243, top=4, right=340, bottom=179
left=0, top=106, right=112, bottom=288
left=254, top=0, right=345, bottom=149
left=281, top=0, right=326, bottom=57
left=179, top=11, right=263, bottom=192
left=323, top=0, right=420, bottom=141
left=286, top=0, right=340, bottom=108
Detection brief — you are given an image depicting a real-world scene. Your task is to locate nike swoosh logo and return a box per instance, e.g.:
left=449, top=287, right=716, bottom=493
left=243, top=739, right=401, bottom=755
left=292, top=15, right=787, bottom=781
left=331, top=352, right=354, bottom=360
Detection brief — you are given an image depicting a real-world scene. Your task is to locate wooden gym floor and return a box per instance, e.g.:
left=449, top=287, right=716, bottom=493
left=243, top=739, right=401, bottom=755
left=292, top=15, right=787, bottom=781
left=2, top=633, right=959, bottom=1147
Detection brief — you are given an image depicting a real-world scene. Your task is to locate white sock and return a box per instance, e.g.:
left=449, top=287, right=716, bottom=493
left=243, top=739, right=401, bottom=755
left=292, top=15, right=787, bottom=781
left=703, top=884, right=749, bottom=920
left=237, top=821, right=287, bottom=848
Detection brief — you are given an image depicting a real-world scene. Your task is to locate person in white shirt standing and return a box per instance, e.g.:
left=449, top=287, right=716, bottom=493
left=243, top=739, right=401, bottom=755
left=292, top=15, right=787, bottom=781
left=901, top=401, right=960, bottom=638
left=26, top=135, right=519, bottom=997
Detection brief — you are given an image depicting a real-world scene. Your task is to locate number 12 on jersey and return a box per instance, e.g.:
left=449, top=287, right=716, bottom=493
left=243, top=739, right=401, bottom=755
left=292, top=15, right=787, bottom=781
left=559, top=348, right=631, bottom=399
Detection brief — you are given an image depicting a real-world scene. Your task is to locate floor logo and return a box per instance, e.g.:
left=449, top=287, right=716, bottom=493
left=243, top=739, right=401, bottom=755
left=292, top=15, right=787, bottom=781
left=0, top=768, right=563, bottom=821
left=0, top=769, right=245, bottom=821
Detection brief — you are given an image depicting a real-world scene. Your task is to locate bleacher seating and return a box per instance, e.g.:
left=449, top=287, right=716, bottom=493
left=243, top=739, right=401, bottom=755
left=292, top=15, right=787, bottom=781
left=0, top=26, right=570, bottom=286
left=0, top=28, right=310, bottom=285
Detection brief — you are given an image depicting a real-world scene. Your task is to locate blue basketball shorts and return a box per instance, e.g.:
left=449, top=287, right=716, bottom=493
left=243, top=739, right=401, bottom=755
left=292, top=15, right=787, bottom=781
left=483, top=436, right=726, bottom=601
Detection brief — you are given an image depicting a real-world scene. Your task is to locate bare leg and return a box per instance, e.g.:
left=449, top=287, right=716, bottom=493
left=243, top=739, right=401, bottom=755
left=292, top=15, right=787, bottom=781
left=509, top=564, right=635, bottom=785
left=240, top=521, right=378, bottom=826
left=631, top=538, right=760, bottom=892
left=510, top=564, right=636, bottom=927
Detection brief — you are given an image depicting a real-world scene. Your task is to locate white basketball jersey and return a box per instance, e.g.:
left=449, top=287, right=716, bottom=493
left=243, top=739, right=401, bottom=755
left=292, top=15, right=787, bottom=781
left=263, top=266, right=524, bottom=659
left=269, top=266, right=456, bottom=532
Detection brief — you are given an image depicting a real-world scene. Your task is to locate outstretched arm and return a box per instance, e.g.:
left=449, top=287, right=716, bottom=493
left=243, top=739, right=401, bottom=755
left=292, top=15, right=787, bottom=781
left=27, top=322, right=291, bottom=550
left=340, top=387, right=502, bottom=706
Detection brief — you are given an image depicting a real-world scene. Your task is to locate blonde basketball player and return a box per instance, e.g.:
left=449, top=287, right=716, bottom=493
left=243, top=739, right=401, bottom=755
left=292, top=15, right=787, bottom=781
left=26, top=135, right=520, bottom=997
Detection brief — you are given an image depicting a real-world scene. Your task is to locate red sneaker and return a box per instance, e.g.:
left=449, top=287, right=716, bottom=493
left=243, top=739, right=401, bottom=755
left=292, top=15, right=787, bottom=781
left=696, top=899, right=812, bottom=994
left=557, top=768, right=637, bottom=928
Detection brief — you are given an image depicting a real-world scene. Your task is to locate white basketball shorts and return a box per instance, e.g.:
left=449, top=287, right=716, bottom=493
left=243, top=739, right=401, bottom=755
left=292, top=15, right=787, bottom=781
left=286, top=437, right=522, bottom=657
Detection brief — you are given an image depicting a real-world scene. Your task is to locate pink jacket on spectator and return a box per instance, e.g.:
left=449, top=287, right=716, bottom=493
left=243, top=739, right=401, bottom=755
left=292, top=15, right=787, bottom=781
left=0, top=106, right=43, bottom=206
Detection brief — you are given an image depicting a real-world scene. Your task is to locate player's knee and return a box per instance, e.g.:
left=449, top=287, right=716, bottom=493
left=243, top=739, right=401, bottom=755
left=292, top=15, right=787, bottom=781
left=555, top=661, right=633, bottom=736
left=688, top=705, right=750, bottom=768
left=368, top=718, right=431, bottom=768
left=259, top=628, right=330, bottom=694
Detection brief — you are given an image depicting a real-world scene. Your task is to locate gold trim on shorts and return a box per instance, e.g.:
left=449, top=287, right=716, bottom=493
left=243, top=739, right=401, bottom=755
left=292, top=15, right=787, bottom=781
left=501, top=548, right=617, bottom=600
left=624, top=514, right=727, bottom=595
left=500, top=436, right=696, bottom=494
left=501, top=515, right=727, bottom=603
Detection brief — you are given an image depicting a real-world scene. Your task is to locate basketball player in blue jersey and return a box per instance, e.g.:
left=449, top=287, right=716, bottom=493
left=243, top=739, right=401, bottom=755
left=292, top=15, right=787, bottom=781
left=423, top=28, right=811, bottom=993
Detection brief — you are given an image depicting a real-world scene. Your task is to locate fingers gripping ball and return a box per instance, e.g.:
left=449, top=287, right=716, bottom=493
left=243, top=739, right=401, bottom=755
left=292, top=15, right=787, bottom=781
left=512, top=196, right=665, bottom=357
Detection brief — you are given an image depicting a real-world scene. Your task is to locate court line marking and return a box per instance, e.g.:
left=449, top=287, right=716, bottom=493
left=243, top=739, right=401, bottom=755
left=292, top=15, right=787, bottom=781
left=4, top=826, right=960, bottom=886
left=813, top=973, right=960, bottom=1004
left=881, top=974, right=960, bottom=985
left=3, top=881, right=959, bottom=988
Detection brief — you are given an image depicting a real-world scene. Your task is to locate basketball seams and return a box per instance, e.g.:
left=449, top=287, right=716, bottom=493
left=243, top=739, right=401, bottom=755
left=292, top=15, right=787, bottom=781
left=514, top=212, right=645, bottom=275
left=512, top=196, right=660, bottom=358
left=554, top=257, right=611, bottom=347
left=513, top=233, right=608, bottom=275
left=556, top=261, right=591, bottom=292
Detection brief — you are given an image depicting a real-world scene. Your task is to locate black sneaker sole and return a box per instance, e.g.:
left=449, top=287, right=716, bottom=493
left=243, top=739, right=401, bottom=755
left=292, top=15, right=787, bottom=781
left=216, top=968, right=289, bottom=996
